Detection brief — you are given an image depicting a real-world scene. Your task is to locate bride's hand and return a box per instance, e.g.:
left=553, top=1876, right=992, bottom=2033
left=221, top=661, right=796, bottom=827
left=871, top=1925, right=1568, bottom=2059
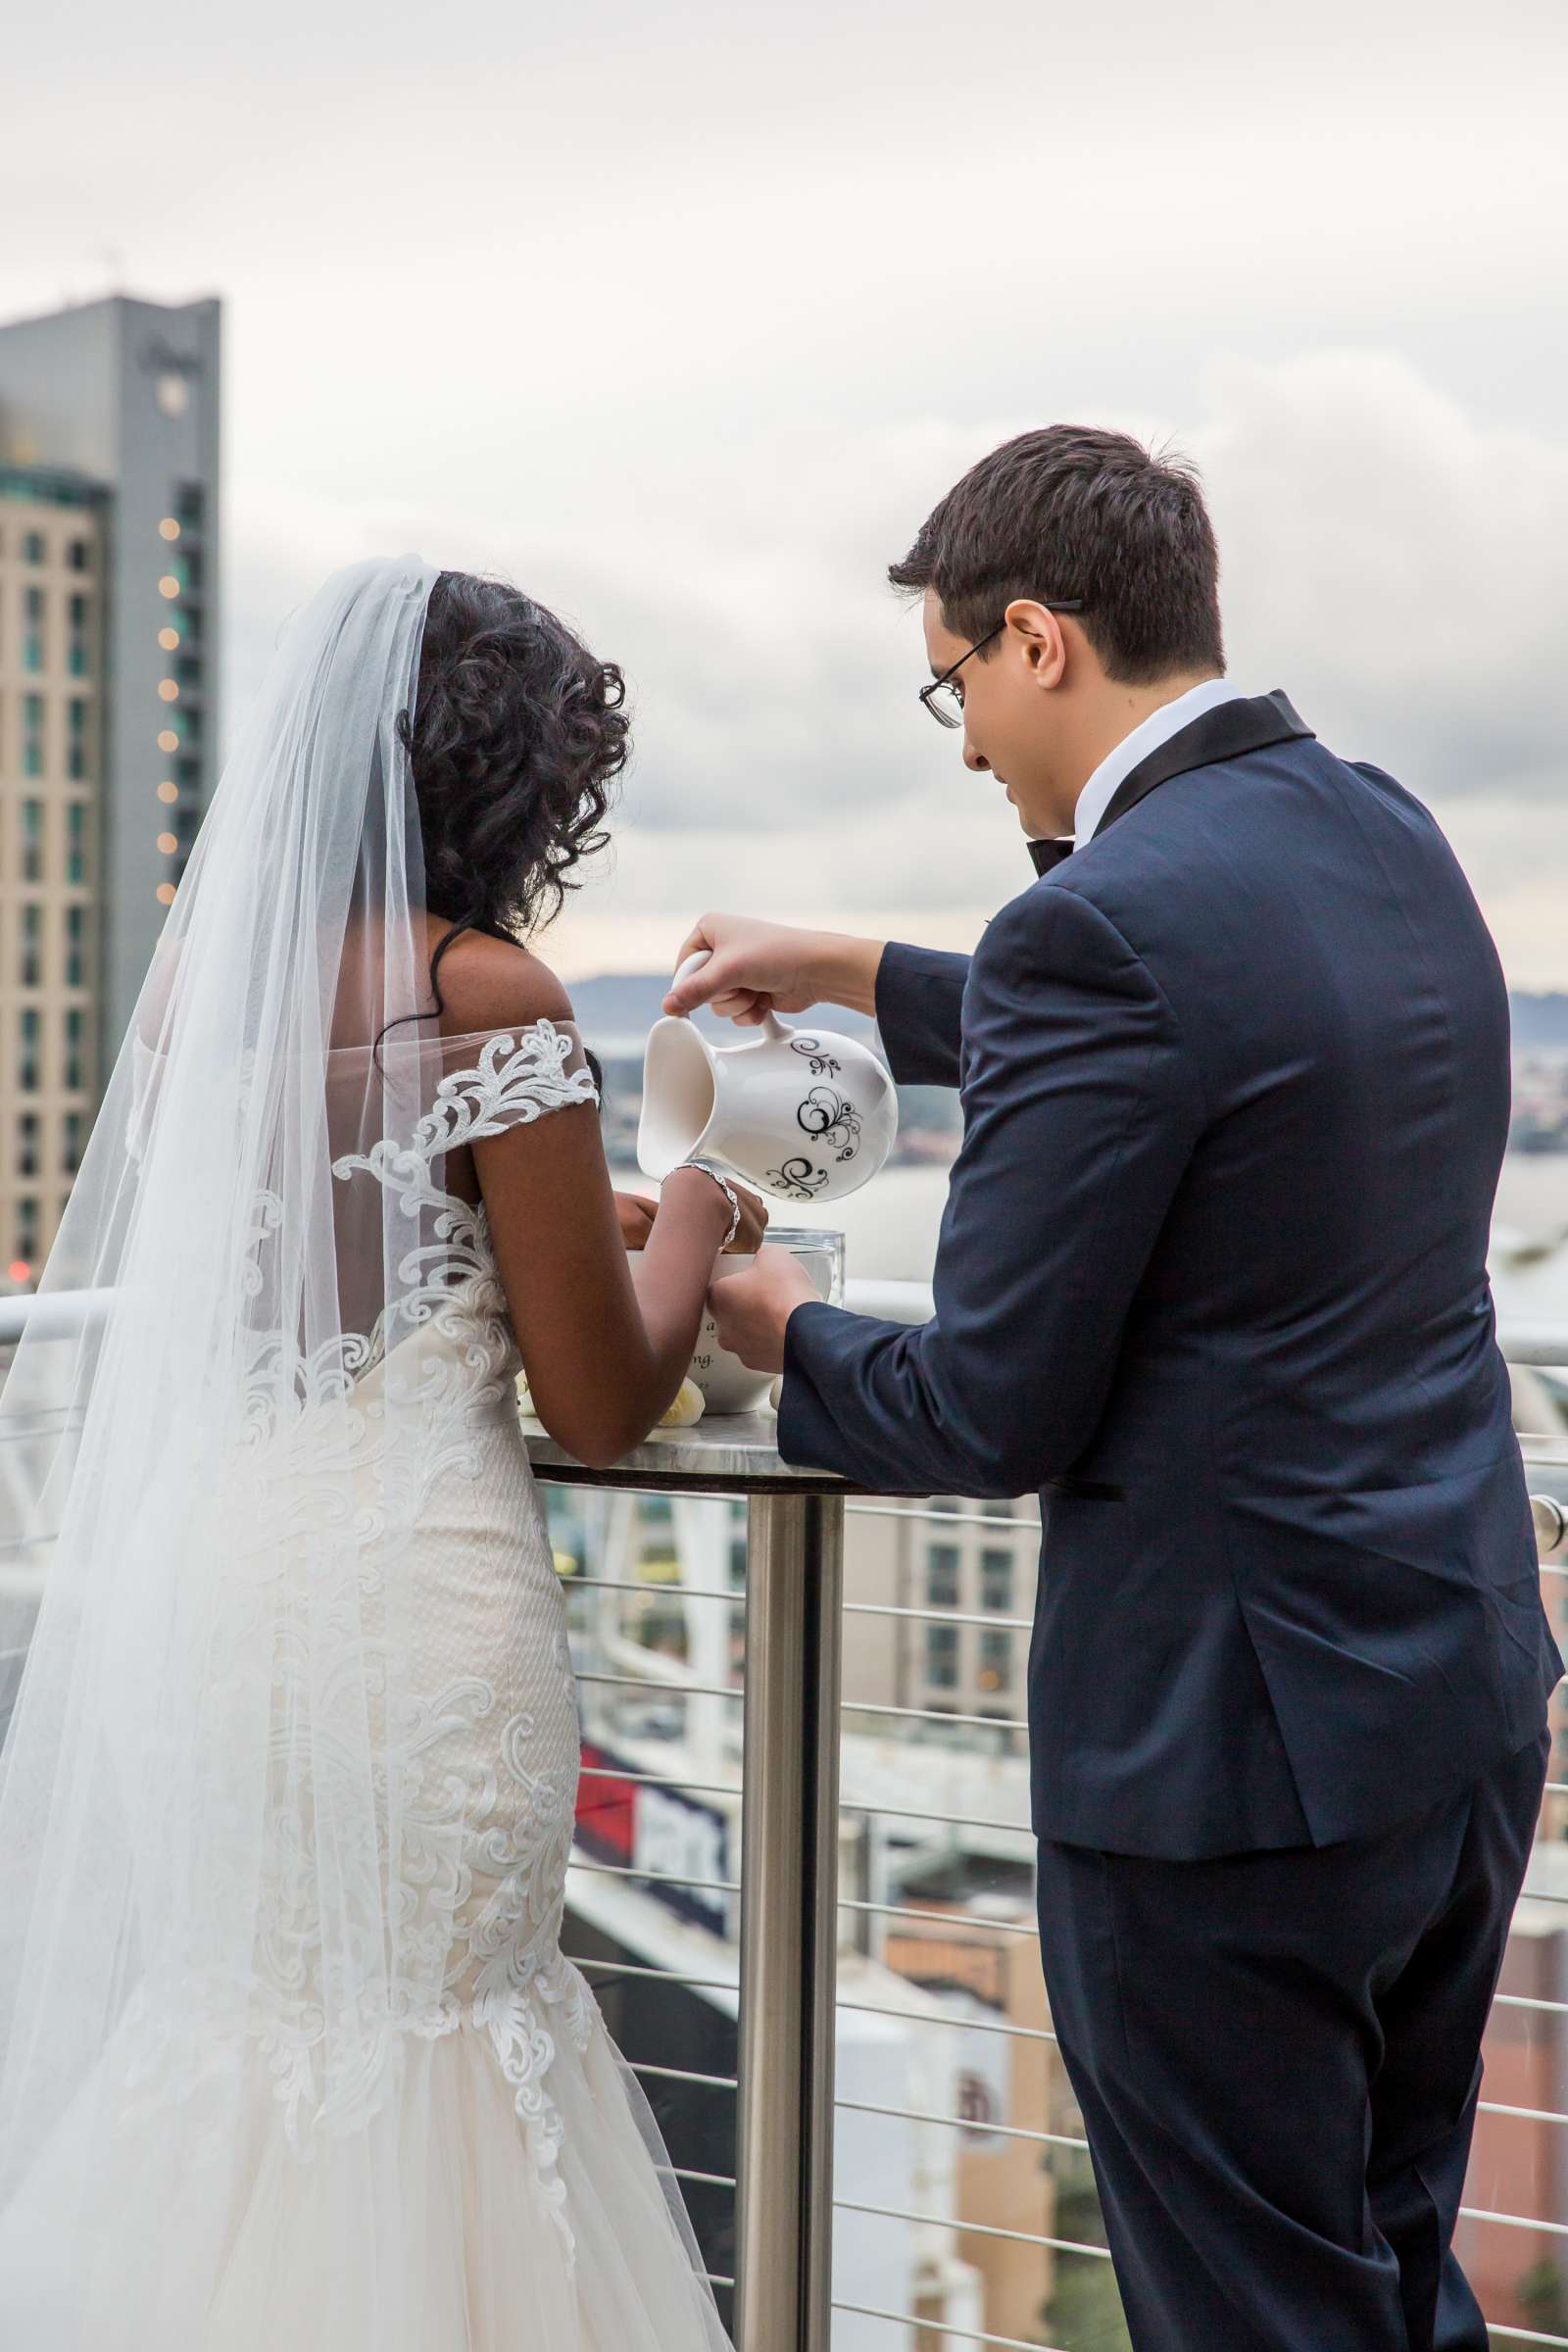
left=659, top=1165, right=769, bottom=1256
left=723, top=1179, right=769, bottom=1257
left=614, top=1190, right=658, bottom=1251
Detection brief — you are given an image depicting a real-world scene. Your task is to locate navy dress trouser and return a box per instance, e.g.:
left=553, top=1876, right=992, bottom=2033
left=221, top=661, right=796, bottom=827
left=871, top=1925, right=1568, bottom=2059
left=1035, top=1728, right=1550, bottom=2350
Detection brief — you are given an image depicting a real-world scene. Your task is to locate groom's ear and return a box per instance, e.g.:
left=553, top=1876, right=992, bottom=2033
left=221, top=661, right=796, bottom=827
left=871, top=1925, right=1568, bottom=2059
left=1003, top=600, right=1070, bottom=691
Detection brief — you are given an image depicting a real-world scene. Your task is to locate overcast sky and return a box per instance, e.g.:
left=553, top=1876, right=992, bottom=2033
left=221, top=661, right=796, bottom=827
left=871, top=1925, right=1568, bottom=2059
left=5, top=0, right=1567, bottom=984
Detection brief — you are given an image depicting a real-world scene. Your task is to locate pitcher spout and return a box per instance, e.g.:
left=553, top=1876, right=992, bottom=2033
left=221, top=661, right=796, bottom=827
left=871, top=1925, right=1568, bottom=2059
left=637, top=1015, right=719, bottom=1179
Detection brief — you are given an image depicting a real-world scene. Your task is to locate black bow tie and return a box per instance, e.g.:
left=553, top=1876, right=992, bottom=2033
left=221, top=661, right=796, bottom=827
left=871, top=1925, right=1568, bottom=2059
left=1027, top=835, right=1075, bottom=877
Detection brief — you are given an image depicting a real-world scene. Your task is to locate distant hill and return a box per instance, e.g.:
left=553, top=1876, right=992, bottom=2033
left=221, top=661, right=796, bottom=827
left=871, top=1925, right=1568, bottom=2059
left=1511, top=995, right=1568, bottom=1051
left=568, top=971, right=878, bottom=1048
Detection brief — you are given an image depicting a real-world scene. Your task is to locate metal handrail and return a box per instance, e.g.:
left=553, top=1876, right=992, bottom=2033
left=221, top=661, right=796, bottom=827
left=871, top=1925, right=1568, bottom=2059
left=831, top=2301, right=1072, bottom=2352
left=569, top=1856, right=741, bottom=1897
left=632, top=2059, right=739, bottom=2092
left=842, top=1695, right=1030, bottom=1731
left=1459, top=2202, right=1568, bottom=2239
left=834, top=2192, right=1112, bottom=2261
left=834, top=2091, right=1090, bottom=2154
left=582, top=1768, right=1034, bottom=1853
left=574, top=1667, right=739, bottom=1701
left=837, top=1894, right=1038, bottom=1938
left=570, top=1955, right=739, bottom=1997
left=835, top=1994, right=1057, bottom=2047
left=847, top=1501, right=1040, bottom=1535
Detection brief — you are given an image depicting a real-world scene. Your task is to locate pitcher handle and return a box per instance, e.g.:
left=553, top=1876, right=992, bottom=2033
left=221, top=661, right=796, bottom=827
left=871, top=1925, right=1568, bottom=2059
left=670, top=950, right=791, bottom=1041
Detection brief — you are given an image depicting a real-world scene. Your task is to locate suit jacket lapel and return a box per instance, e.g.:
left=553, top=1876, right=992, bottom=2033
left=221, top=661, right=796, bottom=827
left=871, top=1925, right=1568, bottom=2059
left=1024, top=693, right=1315, bottom=879
left=1095, top=688, right=1314, bottom=838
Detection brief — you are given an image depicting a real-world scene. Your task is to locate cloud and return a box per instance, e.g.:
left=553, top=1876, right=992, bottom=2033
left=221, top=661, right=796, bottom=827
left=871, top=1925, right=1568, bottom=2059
left=1198, top=350, right=1568, bottom=802
left=222, top=349, right=1568, bottom=984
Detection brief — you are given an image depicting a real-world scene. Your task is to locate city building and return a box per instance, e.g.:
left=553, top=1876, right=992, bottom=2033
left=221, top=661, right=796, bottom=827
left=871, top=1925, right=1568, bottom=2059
left=0, top=292, right=220, bottom=1283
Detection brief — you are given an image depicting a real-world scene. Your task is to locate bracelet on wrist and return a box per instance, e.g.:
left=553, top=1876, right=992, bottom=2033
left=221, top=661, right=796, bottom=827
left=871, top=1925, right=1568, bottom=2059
left=671, top=1157, right=743, bottom=1250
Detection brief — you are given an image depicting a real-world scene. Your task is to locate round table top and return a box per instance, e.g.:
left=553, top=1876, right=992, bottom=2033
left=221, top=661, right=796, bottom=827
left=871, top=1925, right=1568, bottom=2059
left=521, top=1410, right=862, bottom=1494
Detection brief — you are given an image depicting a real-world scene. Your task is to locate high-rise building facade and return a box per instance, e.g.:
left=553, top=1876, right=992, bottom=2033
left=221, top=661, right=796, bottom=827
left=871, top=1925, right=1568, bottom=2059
left=0, top=293, right=220, bottom=1284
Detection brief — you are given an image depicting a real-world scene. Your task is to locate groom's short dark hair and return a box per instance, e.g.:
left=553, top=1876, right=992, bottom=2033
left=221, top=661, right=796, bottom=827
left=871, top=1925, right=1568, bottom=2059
left=890, top=425, right=1225, bottom=685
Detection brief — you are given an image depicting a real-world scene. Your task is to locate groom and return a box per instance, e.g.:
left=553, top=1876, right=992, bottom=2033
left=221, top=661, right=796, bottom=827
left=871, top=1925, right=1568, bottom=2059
left=667, top=426, right=1565, bottom=2350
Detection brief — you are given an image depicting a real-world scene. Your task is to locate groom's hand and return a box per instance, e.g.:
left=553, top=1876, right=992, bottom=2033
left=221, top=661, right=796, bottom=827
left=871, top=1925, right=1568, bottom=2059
left=663, top=913, right=886, bottom=1024
left=662, top=913, right=824, bottom=1024
left=709, top=1246, right=821, bottom=1374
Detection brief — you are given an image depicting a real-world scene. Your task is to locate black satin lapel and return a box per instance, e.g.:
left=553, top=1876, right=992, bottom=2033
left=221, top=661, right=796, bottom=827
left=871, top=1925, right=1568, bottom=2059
left=1096, top=690, right=1314, bottom=837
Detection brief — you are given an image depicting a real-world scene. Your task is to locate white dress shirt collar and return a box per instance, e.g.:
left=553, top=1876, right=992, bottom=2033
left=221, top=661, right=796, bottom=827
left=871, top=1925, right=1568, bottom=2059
left=1024, top=682, right=1259, bottom=865
left=1072, top=676, right=1248, bottom=848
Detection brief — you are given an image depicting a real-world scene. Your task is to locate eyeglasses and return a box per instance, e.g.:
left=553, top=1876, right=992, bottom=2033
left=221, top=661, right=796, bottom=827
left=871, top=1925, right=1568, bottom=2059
left=918, top=602, right=1086, bottom=728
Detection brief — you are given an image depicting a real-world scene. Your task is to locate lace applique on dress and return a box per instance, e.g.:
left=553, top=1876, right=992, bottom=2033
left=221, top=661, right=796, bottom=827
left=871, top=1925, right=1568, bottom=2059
left=319, top=1019, right=600, bottom=1409
left=149, top=1020, right=608, bottom=2266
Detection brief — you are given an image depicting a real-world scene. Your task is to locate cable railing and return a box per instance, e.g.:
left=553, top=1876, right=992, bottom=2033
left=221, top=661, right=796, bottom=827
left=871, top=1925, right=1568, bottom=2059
left=7, top=1293, right=1568, bottom=2348
left=549, top=1419, right=1568, bottom=2351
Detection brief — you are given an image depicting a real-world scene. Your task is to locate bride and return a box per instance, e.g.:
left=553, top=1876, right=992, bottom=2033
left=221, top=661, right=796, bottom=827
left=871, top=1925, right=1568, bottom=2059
left=0, top=555, right=763, bottom=2348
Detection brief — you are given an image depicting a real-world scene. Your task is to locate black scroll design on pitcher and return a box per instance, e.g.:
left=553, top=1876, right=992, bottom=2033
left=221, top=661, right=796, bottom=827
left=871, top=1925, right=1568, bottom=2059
left=765, top=1155, right=831, bottom=1200
left=788, top=1034, right=843, bottom=1080
left=797, top=1086, right=861, bottom=1163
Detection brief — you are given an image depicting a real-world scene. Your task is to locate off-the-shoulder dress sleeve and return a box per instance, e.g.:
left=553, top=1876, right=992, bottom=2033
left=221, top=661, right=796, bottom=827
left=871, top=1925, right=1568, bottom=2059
left=427, top=1019, right=600, bottom=1148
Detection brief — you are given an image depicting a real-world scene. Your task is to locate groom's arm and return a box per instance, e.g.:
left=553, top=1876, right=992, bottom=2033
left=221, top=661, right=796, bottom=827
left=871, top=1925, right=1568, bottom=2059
left=874, top=943, right=970, bottom=1088
left=778, top=885, right=1204, bottom=1497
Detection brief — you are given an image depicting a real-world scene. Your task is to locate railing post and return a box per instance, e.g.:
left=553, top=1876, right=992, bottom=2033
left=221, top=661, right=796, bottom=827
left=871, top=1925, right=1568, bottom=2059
left=1533, top=1492, right=1568, bottom=1561
left=735, top=1490, right=845, bottom=2352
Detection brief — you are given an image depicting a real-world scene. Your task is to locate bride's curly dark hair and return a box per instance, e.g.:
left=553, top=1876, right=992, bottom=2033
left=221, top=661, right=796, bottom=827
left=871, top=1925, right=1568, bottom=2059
left=382, top=570, right=629, bottom=1051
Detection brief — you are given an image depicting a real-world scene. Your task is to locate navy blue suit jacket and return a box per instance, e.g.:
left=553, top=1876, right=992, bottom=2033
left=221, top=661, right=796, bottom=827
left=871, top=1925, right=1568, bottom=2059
left=778, top=693, right=1563, bottom=1859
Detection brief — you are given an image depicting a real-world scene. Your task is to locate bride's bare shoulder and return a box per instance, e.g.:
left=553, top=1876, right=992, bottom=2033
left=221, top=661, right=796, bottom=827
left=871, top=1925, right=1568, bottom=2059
left=429, top=925, right=575, bottom=1040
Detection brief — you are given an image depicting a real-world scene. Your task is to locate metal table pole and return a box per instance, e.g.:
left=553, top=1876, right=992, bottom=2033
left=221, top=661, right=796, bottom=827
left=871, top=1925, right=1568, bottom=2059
left=736, top=1487, right=844, bottom=2352
left=522, top=1415, right=857, bottom=2352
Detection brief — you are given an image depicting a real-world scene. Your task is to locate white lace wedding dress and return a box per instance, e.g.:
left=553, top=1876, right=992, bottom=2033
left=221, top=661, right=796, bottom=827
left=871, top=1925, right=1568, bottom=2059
left=0, top=1018, right=735, bottom=2352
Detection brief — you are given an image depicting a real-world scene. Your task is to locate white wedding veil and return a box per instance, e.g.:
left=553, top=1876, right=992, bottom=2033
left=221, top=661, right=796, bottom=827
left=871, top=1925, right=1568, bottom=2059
left=0, top=555, right=705, bottom=2346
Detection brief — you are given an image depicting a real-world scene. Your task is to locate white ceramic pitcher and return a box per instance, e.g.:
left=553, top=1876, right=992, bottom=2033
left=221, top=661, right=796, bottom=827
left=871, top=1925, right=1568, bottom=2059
left=637, top=952, right=899, bottom=1204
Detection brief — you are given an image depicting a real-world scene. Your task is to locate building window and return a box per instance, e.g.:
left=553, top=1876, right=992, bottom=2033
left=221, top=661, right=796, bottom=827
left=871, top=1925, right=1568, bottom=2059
left=23, top=585, right=44, bottom=671
left=926, top=1543, right=960, bottom=1611
left=68, top=538, right=92, bottom=572
left=67, top=803, right=87, bottom=885
left=67, top=698, right=90, bottom=780
left=925, top=1622, right=958, bottom=1690
left=175, top=655, right=202, bottom=689
left=65, top=1007, right=86, bottom=1093
left=17, top=1198, right=40, bottom=1263
left=979, top=1548, right=1013, bottom=1611
left=23, top=695, right=44, bottom=778
left=20, top=902, right=42, bottom=988
left=22, top=799, right=44, bottom=881
left=68, top=594, right=91, bottom=676
left=19, top=1112, right=40, bottom=1179
left=23, top=530, right=44, bottom=564
left=20, top=1007, right=40, bottom=1092
left=175, top=481, right=205, bottom=528
left=65, top=905, right=87, bottom=989
left=63, top=1111, right=84, bottom=1176
left=978, top=1628, right=1013, bottom=1693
